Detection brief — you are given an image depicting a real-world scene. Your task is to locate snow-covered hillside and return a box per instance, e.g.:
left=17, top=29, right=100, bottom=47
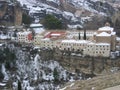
left=0, top=43, right=89, bottom=89
left=16, top=0, right=116, bottom=29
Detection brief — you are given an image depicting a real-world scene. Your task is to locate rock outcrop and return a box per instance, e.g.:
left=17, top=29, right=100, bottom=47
left=0, top=1, right=22, bottom=26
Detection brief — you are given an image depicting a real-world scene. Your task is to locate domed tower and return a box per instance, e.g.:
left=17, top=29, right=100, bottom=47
left=105, top=22, right=110, bottom=26
left=94, top=23, right=116, bottom=51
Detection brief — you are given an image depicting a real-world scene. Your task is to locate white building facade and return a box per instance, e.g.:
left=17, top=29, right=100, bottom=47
left=17, top=31, right=32, bottom=43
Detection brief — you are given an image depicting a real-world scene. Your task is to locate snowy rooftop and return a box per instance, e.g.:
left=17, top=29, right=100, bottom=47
left=111, top=32, right=116, bottom=35
left=44, top=31, right=66, bottom=38
left=41, top=38, right=50, bottom=41
left=17, top=31, right=31, bottom=35
left=62, top=40, right=90, bottom=44
left=96, top=32, right=111, bottom=37
left=0, top=83, right=6, bottom=86
left=67, top=24, right=83, bottom=29
left=51, top=34, right=61, bottom=36
left=117, top=37, right=120, bottom=41
left=96, top=43, right=110, bottom=46
left=0, top=44, right=3, bottom=46
left=87, top=42, right=110, bottom=46
left=30, top=23, right=43, bottom=27
left=0, top=35, right=8, bottom=39
left=61, top=40, right=110, bottom=46
left=98, top=26, right=114, bottom=32
left=8, top=26, right=23, bottom=29
left=88, top=42, right=96, bottom=45
left=33, top=28, right=45, bottom=34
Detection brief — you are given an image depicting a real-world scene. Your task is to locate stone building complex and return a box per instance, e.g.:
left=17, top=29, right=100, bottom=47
left=16, top=23, right=119, bottom=57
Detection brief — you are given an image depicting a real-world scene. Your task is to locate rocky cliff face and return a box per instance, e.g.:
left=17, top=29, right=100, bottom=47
left=0, top=1, right=22, bottom=26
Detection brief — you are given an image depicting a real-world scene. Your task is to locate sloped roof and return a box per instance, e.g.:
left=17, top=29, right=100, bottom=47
left=96, top=43, right=110, bottom=46
left=30, top=23, right=43, bottom=27
left=17, top=31, right=31, bottom=35
left=96, top=32, right=111, bottom=37
left=61, top=40, right=90, bottom=44
left=98, top=26, right=114, bottom=32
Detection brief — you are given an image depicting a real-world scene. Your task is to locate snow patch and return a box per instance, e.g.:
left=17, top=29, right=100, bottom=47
left=1, top=64, right=9, bottom=81
left=0, top=83, right=6, bottom=86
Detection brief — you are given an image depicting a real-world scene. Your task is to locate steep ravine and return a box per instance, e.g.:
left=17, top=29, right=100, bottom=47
left=0, top=43, right=93, bottom=90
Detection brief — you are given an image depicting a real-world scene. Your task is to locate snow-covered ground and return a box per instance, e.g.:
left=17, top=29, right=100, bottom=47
left=1, top=64, right=9, bottom=81
left=0, top=34, right=9, bottom=40
left=17, top=0, right=61, bottom=15
left=0, top=83, right=6, bottom=86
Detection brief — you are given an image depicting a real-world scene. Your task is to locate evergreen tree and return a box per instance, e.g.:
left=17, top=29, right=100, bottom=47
left=42, top=14, right=63, bottom=29
left=31, top=30, right=35, bottom=40
left=78, top=32, right=81, bottom=40
left=22, top=13, right=32, bottom=25
left=83, top=29, right=86, bottom=40
left=13, top=32, right=17, bottom=37
left=4, top=47, right=10, bottom=54
left=13, top=29, right=17, bottom=37
left=0, top=66, right=4, bottom=80
left=0, top=50, right=5, bottom=63
left=99, top=2, right=103, bottom=6
left=18, top=80, right=22, bottom=90
left=53, top=68, right=59, bottom=82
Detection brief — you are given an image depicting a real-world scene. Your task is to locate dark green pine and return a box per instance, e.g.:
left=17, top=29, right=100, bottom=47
left=79, top=32, right=81, bottom=40
left=83, top=29, right=86, bottom=40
